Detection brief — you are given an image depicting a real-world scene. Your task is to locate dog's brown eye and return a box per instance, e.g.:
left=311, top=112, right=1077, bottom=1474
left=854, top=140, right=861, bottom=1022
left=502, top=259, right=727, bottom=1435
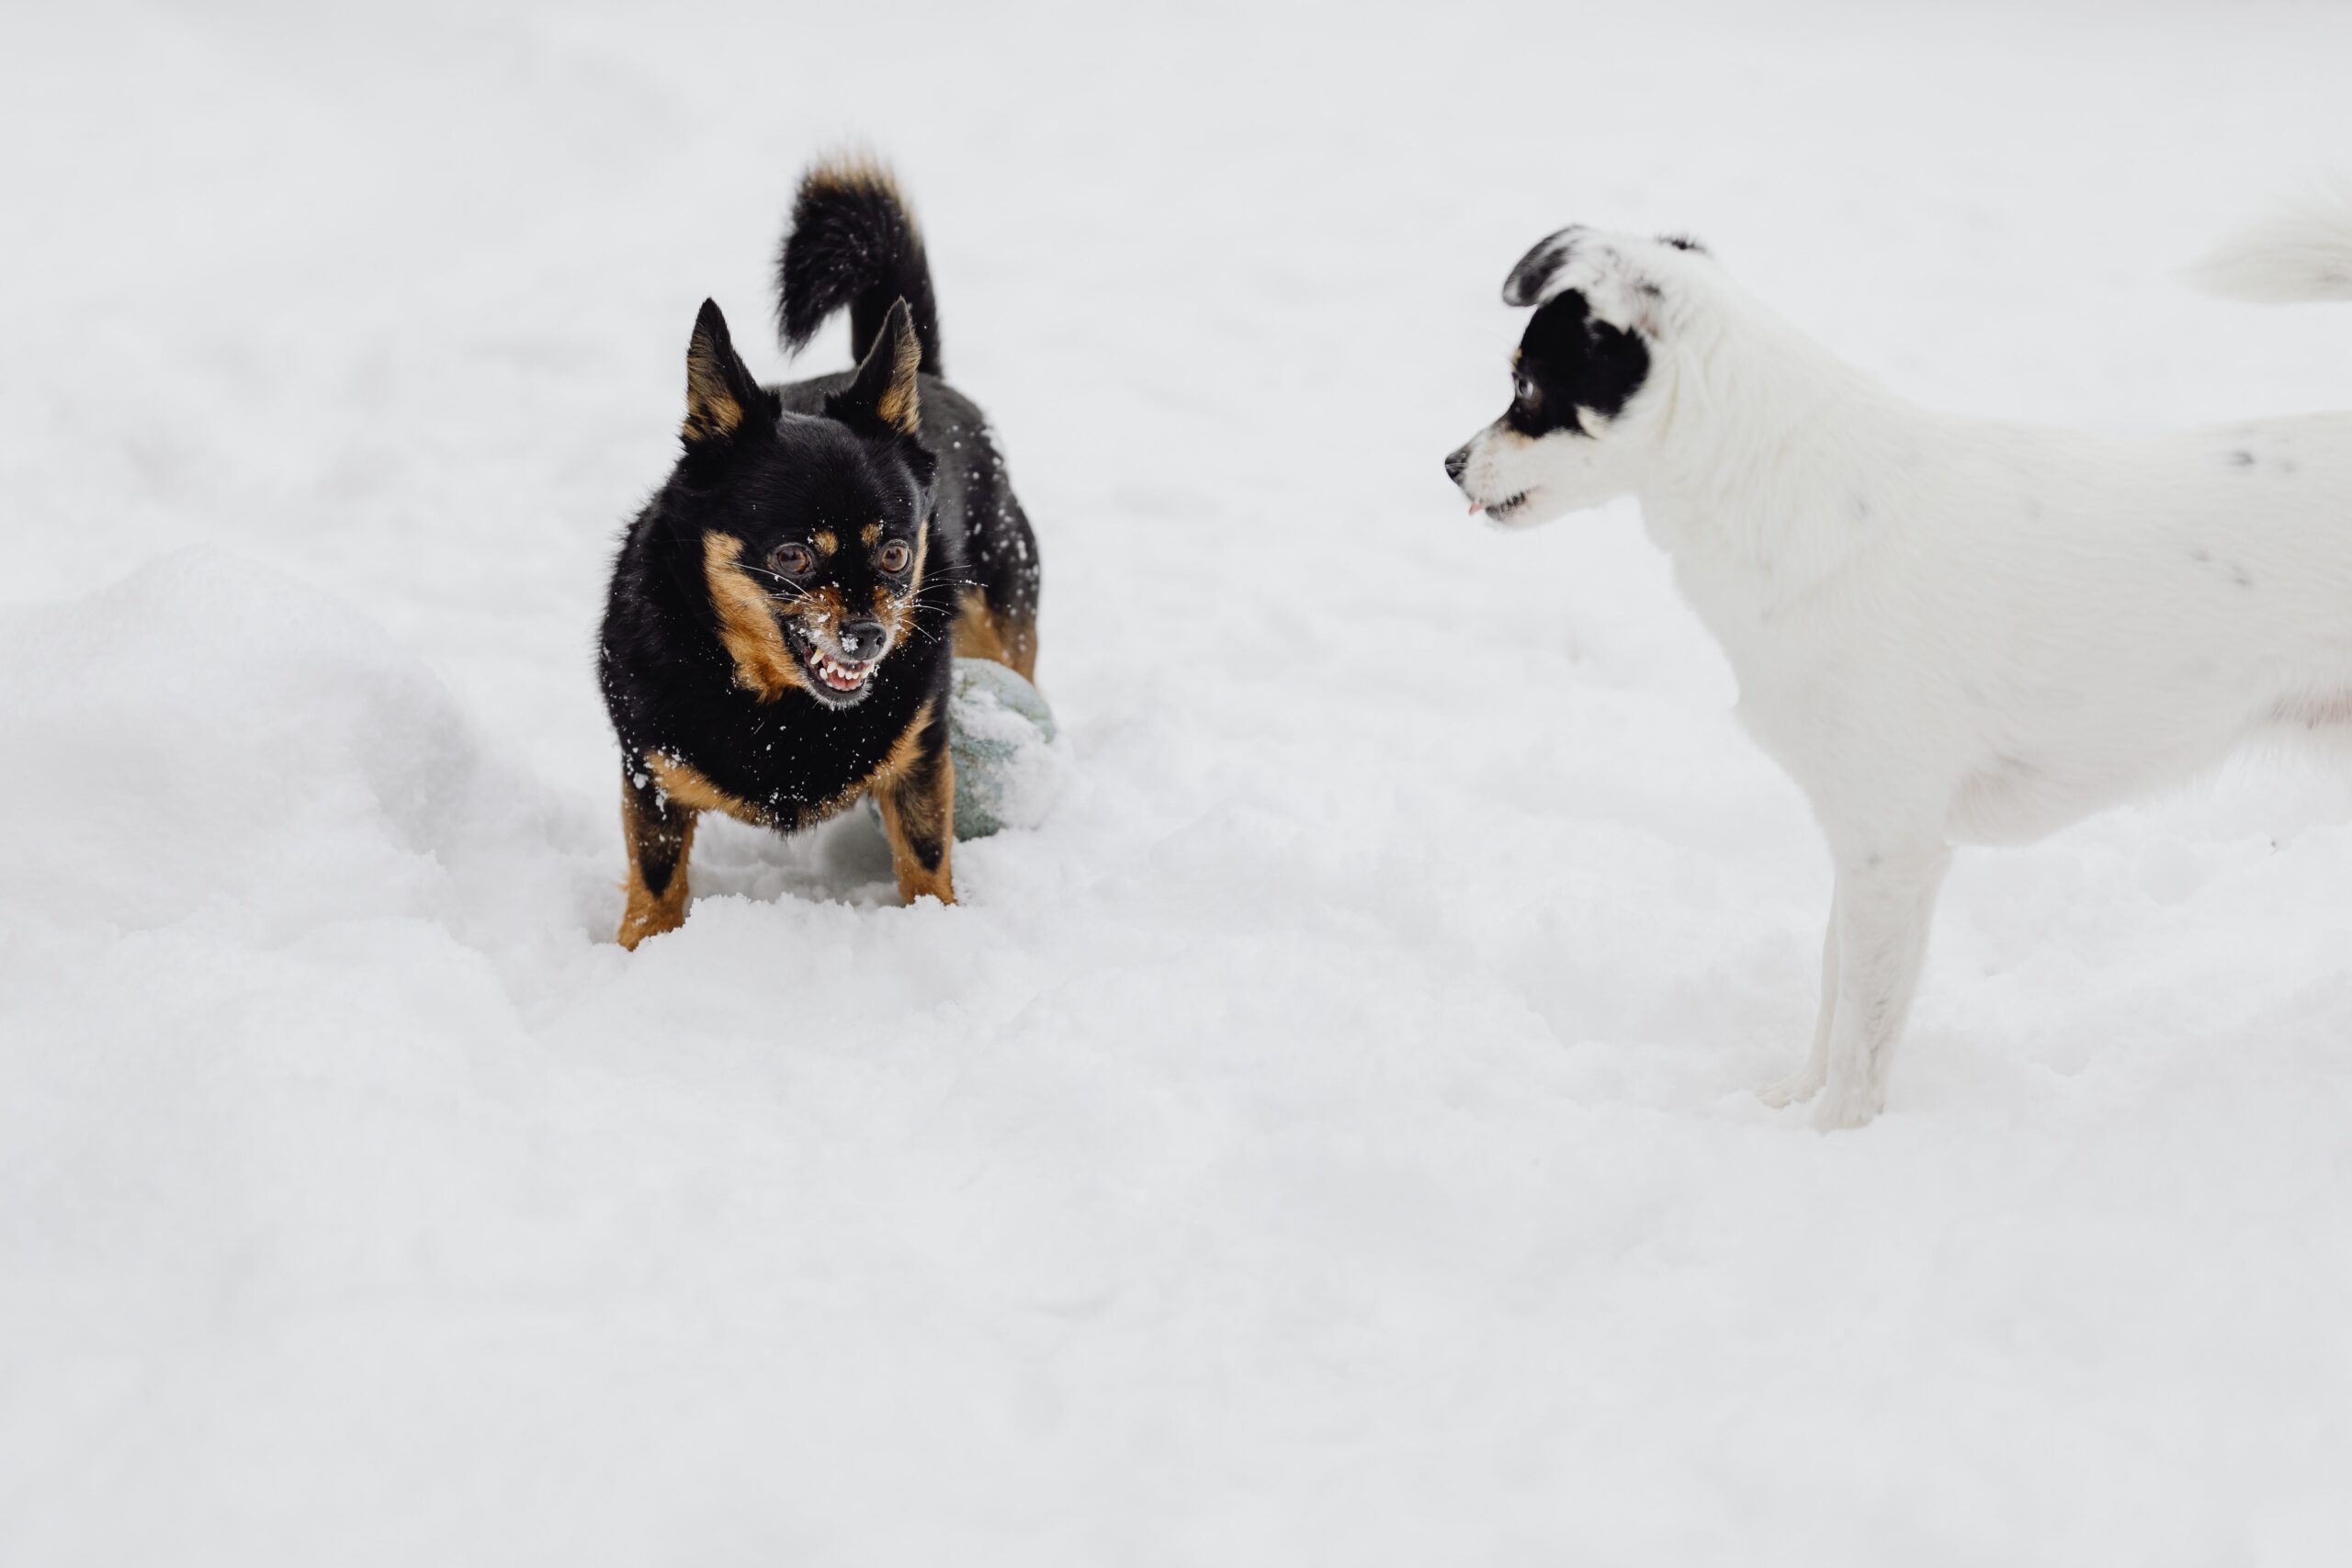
left=877, top=541, right=911, bottom=574
left=770, top=544, right=815, bottom=577
left=1514, top=373, right=1536, bottom=404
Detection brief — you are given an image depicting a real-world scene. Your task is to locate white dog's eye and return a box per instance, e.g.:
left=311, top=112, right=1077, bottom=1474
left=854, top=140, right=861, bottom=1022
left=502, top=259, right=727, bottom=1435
left=1514, top=373, right=1535, bottom=403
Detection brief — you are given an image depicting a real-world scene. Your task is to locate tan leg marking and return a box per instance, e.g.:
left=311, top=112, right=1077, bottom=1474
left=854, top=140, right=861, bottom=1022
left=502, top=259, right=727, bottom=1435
left=617, top=779, right=697, bottom=950
left=951, top=590, right=1038, bottom=680
left=869, top=700, right=955, bottom=904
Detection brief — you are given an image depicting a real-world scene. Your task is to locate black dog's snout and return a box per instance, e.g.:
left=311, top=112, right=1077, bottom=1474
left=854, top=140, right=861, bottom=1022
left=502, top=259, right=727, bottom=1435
left=1443, top=446, right=1471, bottom=484
left=837, top=618, right=888, bottom=658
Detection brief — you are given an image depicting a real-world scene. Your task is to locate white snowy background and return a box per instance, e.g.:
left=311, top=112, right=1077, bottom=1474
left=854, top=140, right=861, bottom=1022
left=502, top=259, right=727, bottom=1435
left=5, top=1, right=2351, bottom=1562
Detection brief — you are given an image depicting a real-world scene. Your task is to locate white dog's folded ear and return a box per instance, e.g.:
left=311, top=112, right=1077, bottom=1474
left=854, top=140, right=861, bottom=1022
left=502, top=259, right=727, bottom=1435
left=1503, top=227, right=1587, bottom=306
left=1504, top=228, right=1699, bottom=341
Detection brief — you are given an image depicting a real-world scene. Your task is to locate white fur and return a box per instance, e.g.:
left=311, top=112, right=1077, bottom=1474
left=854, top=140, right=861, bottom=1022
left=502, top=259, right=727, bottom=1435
left=1452, top=214, right=2352, bottom=1129
left=2190, top=181, right=2352, bottom=303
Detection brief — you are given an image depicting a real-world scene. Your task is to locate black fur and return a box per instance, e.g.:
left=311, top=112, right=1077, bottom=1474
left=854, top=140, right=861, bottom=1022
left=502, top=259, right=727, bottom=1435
left=1505, top=289, right=1651, bottom=438
left=1503, top=226, right=1710, bottom=309
left=599, top=162, right=1040, bottom=931
left=778, top=162, right=944, bottom=378
left=1501, top=226, right=1585, bottom=308
left=623, top=768, right=691, bottom=895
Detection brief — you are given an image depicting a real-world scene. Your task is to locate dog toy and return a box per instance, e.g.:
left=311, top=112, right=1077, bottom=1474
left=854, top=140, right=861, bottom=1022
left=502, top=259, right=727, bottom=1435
left=856, top=660, right=1057, bottom=844
left=944, top=658, right=1058, bottom=840
left=917, top=658, right=1058, bottom=841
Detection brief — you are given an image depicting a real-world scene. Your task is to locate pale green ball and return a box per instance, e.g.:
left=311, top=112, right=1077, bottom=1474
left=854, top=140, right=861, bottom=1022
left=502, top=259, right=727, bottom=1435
left=946, top=658, right=1058, bottom=840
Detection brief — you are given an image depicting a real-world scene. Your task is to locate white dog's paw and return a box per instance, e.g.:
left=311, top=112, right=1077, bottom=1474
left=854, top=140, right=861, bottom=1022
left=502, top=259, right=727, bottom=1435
left=1757, top=1062, right=1826, bottom=1109
left=1807, top=1079, right=1886, bottom=1133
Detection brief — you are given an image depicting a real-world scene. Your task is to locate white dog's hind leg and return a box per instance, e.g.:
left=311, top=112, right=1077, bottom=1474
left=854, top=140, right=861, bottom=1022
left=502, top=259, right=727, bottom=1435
left=1759, top=893, right=1839, bottom=1107
left=1811, top=843, right=1950, bottom=1132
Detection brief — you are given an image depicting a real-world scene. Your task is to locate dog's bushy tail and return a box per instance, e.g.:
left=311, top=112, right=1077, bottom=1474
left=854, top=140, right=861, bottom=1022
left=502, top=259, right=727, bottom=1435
left=777, top=154, right=944, bottom=376
left=2191, top=181, right=2352, bottom=303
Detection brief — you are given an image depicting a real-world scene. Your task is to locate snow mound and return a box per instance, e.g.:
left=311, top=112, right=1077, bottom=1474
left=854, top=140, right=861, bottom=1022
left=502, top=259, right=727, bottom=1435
left=0, top=547, right=590, bottom=950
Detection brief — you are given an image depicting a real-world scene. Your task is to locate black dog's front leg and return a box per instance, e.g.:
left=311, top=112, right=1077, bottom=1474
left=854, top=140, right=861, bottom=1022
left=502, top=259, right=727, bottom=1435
left=875, top=701, right=955, bottom=905
left=617, top=763, right=696, bottom=947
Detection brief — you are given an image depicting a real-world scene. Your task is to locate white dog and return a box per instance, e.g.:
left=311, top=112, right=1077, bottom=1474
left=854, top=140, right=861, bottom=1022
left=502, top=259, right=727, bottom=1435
left=1445, top=194, right=2352, bottom=1129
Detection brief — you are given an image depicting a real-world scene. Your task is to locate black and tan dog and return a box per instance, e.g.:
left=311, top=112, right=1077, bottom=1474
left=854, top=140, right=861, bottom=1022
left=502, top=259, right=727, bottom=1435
left=599, top=158, right=1041, bottom=948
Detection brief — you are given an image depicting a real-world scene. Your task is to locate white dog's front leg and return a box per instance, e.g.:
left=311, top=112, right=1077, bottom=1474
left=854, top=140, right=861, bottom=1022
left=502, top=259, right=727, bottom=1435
left=1811, top=844, right=1950, bottom=1131
left=1759, top=892, right=1839, bottom=1107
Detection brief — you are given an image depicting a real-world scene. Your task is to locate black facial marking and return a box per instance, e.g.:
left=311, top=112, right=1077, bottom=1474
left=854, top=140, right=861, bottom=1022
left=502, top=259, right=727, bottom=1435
left=1504, top=289, right=1651, bottom=439
left=683, top=397, right=936, bottom=713
left=1658, top=232, right=1709, bottom=254
left=700, top=412, right=930, bottom=567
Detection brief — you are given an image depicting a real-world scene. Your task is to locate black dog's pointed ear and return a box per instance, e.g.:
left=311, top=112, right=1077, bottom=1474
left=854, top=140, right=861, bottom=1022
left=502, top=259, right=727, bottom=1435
left=1502, top=226, right=1587, bottom=307
left=684, top=299, right=764, bottom=446
left=829, top=298, right=922, bottom=437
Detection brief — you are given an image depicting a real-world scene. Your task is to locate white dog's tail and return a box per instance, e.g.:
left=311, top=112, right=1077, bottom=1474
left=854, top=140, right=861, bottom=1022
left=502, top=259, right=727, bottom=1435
left=2191, top=183, right=2352, bottom=303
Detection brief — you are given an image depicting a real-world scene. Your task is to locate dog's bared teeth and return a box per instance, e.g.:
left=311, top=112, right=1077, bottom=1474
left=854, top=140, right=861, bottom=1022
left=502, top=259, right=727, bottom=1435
left=808, top=650, right=871, bottom=692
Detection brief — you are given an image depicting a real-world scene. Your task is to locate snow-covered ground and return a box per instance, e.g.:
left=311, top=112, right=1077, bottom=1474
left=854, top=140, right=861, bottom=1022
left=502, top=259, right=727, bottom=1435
left=6, top=2, right=2352, bottom=1561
